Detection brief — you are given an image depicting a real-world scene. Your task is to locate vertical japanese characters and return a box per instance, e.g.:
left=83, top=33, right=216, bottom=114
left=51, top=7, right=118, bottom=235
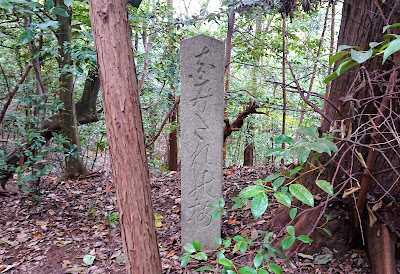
left=180, top=35, right=225, bottom=249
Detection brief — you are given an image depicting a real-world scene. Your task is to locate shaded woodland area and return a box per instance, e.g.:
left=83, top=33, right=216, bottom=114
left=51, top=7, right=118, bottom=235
left=1, top=0, right=400, bottom=273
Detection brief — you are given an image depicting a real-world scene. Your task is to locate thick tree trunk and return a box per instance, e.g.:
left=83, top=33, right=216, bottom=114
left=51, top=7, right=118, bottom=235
left=89, top=1, right=162, bottom=273
left=56, top=0, right=87, bottom=177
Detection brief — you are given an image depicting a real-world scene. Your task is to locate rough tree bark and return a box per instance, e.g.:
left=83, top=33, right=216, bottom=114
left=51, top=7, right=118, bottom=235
left=55, top=0, right=87, bottom=177
left=88, top=1, right=162, bottom=273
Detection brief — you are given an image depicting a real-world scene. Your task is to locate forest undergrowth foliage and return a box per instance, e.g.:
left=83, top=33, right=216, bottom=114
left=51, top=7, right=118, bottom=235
left=180, top=126, right=338, bottom=274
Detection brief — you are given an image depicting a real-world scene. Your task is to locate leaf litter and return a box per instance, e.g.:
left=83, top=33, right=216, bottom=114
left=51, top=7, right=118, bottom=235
left=0, top=165, right=383, bottom=273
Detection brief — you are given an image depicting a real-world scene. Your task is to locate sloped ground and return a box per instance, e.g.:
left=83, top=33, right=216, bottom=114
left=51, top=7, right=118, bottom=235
left=0, top=166, right=376, bottom=273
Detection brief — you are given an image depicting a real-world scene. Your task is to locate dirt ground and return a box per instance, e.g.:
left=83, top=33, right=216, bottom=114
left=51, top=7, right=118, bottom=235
left=0, top=165, right=381, bottom=273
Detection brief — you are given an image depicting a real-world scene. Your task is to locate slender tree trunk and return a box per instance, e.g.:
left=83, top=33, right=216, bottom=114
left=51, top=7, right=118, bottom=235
left=55, top=0, right=87, bottom=177
left=89, top=1, right=162, bottom=273
left=166, top=0, right=178, bottom=171
left=323, top=1, right=335, bottom=112
left=281, top=15, right=286, bottom=164
left=223, top=9, right=235, bottom=164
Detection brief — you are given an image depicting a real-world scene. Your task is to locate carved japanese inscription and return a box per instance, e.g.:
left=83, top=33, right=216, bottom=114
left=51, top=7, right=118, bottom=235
left=180, top=35, right=225, bottom=249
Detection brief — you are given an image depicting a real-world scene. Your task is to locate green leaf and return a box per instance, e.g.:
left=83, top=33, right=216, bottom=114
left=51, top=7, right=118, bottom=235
left=293, top=146, right=310, bottom=165
left=192, top=239, right=201, bottom=251
left=21, top=29, right=34, bottom=44
left=320, top=227, right=332, bottom=237
left=297, top=126, right=318, bottom=138
left=297, top=235, right=313, bottom=243
left=308, top=139, right=337, bottom=155
left=337, top=45, right=358, bottom=52
left=286, top=225, right=295, bottom=236
left=232, top=203, right=243, bottom=210
left=223, top=239, right=231, bottom=248
left=192, top=252, right=207, bottom=261
left=239, top=241, right=248, bottom=253
left=382, top=38, right=400, bottom=64
left=215, top=236, right=222, bottom=245
left=51, top=7, right=69, bottom=17
left=289, top=184, right=314, bottom=207
left=328, top=51, right=349, bottom=65
left=323, top=71, right=339, bottom=84
left=280, top=236, right=295, bottom=250
left=44, top=0, right=54, bottom=9
left=253, top=253, right=263, bottom=268
left=211, top=211, right=220, bottom=220
left=233, top=235, right=245, bottom=242
left=267, top=264, right=283, bottom=274
left=264, top=174, right=280, bottom=183
left=273, top=192, right=292, bottom=207
left=209, top=203, right=221, bottom=209
left=0, top=30, right=7, bottom=38
left=251, top=192, right=268, bottom=220
left=218, top=197, right=225, bottom=207
left=324, top=214, right=331, bottom=221
left=0, top=0, right=12, bottom=12
left=316, top=180, right=334, bottom=196
left=183, top=243, right=196, bottom=253
left=254, top=179, right=263, bottom=185
left=310, top=152, right=321, bottom=163
left=216, top=249, right=226, bottom=259
left=258, top=269, right=269, bottom=274
left=274, top=134, right=294, bottom=145
left=64, top=0, right=73, bottom=6
left=272, top=177, right=285, bottom=191
left=337, top=59, right=359, bottom=76
left=383, top=23, right=400, bottom=33
left=265, top=147, right=283, bottom=157
left=82, top=255, right=95, bottom=265
left=383, top=34, right=400, bottom=40
left=289, top=208, right=297, bottom=220
left=232, top=242, right=240, bottom=254
left=289, top=166, right=302, bottom=176
left=239, top=185, right=266, bottom=198
left=180, top=253, right=191, bottom=267
left=217, top=258, right=234, bottom=267
left=37, top=20, right=59, bottom=30
left=239, top=266, right=257, bottom=274
left=195, top=266, right=216, bottom=272
left=350, top=48, right=373, bottom=64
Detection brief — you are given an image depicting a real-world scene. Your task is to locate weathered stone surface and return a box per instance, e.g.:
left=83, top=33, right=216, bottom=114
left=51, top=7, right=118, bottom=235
left=180, top=34, right=225, bottom=249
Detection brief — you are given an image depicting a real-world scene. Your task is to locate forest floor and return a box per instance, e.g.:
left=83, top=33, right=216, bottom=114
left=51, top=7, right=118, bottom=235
left=0, top=165, right=380, bottom=273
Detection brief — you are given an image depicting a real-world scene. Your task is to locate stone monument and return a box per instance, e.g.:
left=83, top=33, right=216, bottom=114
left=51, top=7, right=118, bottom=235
left=180, top=34, right=225, bottom=250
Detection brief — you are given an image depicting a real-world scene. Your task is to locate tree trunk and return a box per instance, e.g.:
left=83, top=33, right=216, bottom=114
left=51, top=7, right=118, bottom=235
left=243, top=143, right=254, bottom=166
left=55, top=0, right=87, bottom=177
left=223, top=9, right=235, bottom=164
left=88, top=1, right=162, bottom=273
left=167, top=94, right=178, bottom=171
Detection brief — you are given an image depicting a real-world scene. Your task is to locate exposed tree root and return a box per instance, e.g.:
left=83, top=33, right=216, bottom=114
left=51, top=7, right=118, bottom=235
left=366, top=216, right=397, bottom=274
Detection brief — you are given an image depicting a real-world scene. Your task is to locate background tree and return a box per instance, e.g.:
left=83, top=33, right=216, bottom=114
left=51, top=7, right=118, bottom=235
left=55, top=0, right=87, bottom=177
left=89, top=0, right=162, bottom=273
